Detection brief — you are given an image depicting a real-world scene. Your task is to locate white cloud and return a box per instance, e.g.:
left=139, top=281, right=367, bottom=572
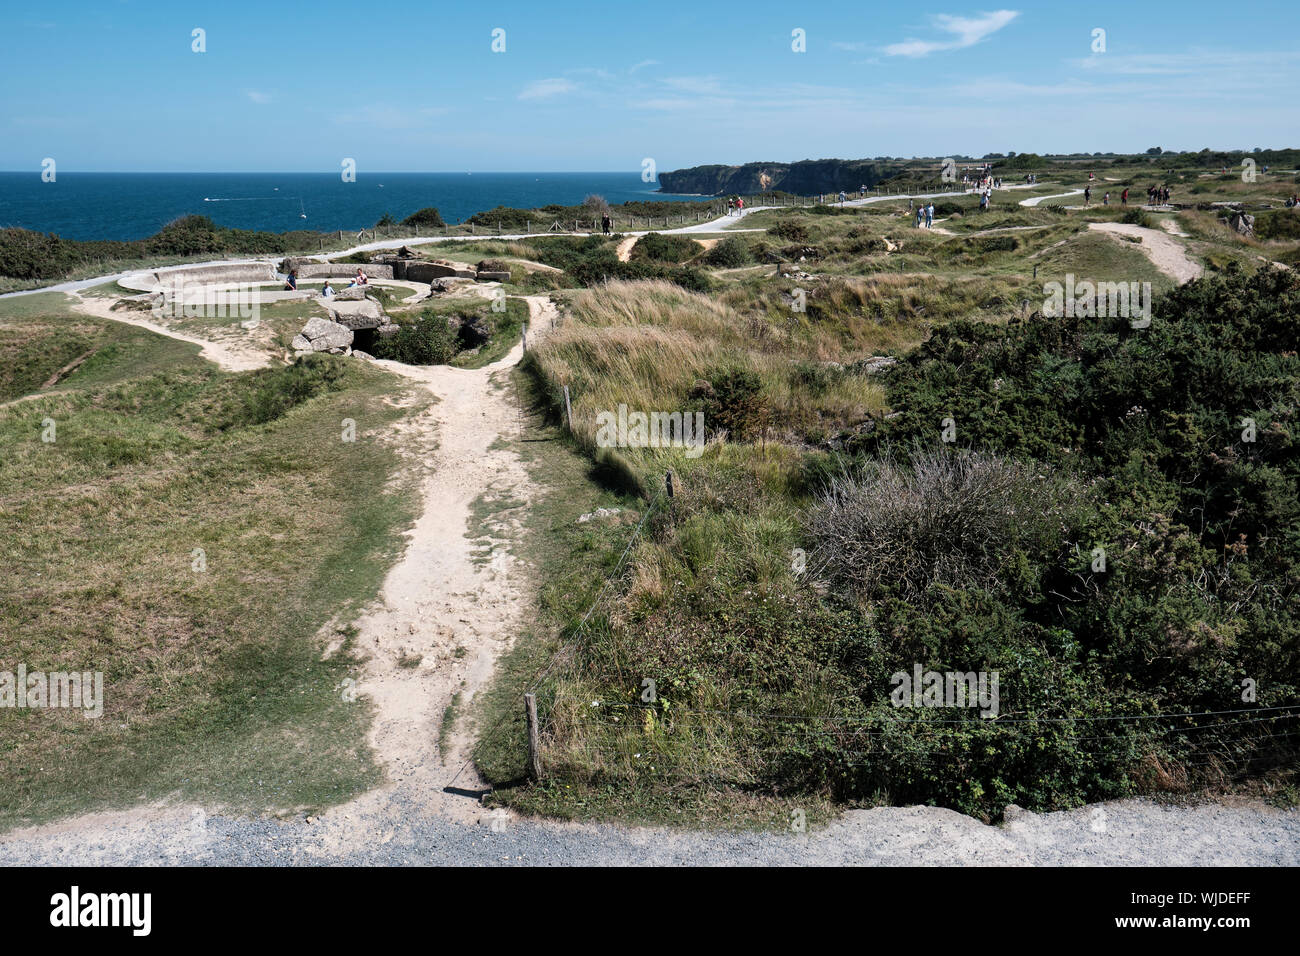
left=885, top=10, right=1019, bottom=57
left=661, top=75, right=725, bottom=95
left=629, top=59, right=659, bottom=73
left=246, top=90, right=272, bottom=104
left=518, top=78, right=578, bottom=100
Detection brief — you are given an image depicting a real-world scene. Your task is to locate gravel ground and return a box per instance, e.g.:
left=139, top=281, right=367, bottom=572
left=2, top=796, right=1296, bottom=867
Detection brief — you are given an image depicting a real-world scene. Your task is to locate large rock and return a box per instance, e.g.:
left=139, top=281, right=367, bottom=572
left=290, top=316, right=354, bottom=352
left=1226, top=212, right=1255, bottom=237
left=328, top=297, right=386, bottom=331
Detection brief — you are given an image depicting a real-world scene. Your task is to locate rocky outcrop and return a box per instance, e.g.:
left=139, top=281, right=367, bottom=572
left=291, top=316, right=354, bottom=352
left=327, top=297, right=386, bottom=331
left=1226, top=211, right=1256, bottom=237
left=658, top=158, right=895, bottom=196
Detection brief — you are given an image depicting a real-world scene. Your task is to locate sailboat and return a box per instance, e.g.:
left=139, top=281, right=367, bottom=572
left=299, top=198, right=307, bottom=220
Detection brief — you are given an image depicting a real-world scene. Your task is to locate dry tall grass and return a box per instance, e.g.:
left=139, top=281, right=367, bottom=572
left=532, top=280, right=888, bottom=465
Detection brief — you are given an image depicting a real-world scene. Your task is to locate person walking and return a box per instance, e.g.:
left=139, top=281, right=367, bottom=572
left=1084, top=185, right=1092, bottom=206
left=601, top=212, right=611, bottom=234
left=925, top=202, right=934, bottom=228
left=1103, top=192, right=1110, bottom=206
left=1121, top=187, right=1128, bottom=205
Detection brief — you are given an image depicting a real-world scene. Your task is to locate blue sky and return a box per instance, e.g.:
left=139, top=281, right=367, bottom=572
left=1, top=0, right=1296, bottom=172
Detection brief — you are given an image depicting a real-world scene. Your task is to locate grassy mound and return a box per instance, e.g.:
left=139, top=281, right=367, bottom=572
left=0, top=297, right=425, bottom=829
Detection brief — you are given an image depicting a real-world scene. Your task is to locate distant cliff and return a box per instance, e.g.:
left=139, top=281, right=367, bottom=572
left=658, top=159, right=895, bottom=196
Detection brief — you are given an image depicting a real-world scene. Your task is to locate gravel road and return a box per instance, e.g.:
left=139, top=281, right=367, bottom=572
left=2, top=795, right=1296, bottom=867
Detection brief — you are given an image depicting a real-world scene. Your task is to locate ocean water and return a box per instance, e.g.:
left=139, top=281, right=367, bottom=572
left=0, top=172, right=699, bottom=242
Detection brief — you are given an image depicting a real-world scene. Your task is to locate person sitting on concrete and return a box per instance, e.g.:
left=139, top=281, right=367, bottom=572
left=283, top=269, right=298, bottom=291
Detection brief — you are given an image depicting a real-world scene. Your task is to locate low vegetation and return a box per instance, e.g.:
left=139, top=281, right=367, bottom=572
left=0, top=294, right=425, bottom=829
left=475, top=160, right=1300, bottom=825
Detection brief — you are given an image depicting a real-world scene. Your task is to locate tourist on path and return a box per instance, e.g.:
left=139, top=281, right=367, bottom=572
left=1121, top=187, right=1128, bottom=205
left=925, top=203, right=934, bottom=228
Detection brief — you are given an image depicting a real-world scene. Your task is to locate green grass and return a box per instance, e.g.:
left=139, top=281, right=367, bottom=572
left=471, top=366, right=834, bottom=829
left=0, top=295, right=428, bottom=830
left=450, top=297, right=529, bottom=369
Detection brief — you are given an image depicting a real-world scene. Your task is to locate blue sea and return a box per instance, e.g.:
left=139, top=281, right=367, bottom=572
left=0, top=172, right=700, bottom=242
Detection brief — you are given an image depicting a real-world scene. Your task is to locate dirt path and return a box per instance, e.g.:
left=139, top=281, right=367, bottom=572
left=67, top=291, right=271, bottom=372
left=301, top=296, right=559, bottom=852
left=1089, top=221, right=1205, bottom=283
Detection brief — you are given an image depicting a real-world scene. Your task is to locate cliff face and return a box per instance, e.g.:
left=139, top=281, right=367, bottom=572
left=658, top=159, right=894, bottom=196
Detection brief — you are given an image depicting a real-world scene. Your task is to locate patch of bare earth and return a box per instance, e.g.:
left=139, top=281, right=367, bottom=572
left=301, top=295, right=558, bottom=855
left=1089, top=221, right=1205, bottom=283
left=66, top=291, right=272, bottom=372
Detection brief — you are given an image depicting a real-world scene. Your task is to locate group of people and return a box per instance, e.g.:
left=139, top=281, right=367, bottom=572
left=726, top=197, right=746, bottom=215
left=1147, top=185, right=1172, bottom=206
left=318, top=268, right=368, bottom=299
left=284, top=266, right=369, bottom=297
left=912, top=201, right=936, bottom=228
left=1285, top=194, right=1300, bottom=208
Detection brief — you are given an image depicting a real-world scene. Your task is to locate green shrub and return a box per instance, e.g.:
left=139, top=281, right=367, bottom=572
left=696, top=366, right=768, bottom=440
left=629, top=232, right=700, bottom=264
left=771, top=219, right=810, bottom=242
left=1254, top=209, right=1300, bottom=241
left=208, top=354, right=350, bottom=431
left=704, top=236, right=754, bottom=268
left=401, top=207, right=445, bottom=227
left=372, top=310, right=460, bottom=365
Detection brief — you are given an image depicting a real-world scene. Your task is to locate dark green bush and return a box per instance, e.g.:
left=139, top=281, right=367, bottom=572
left=704, top=236, right=754, bottom=268
left=629, top=232, right=700, bottom=263
left=371, top=310, right=460, bottom=365
left=401, top=207, right=445, bottom=227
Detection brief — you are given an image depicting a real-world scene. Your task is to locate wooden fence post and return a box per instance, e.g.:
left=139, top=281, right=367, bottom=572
left=525, top=693, right=541, bottom=780
left=563, top=385, right=572, bottom=431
